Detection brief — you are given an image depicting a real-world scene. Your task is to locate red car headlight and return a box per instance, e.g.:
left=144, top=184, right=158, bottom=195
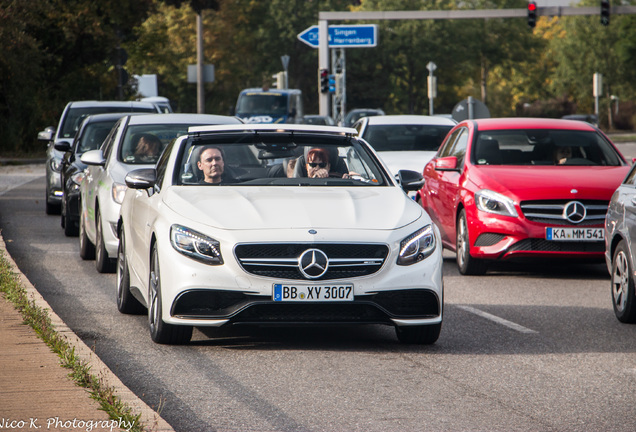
left=475, top=189, right=518, bottom=218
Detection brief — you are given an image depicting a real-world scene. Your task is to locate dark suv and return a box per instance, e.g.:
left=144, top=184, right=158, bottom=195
left=38, top=100, right=162, bottom=214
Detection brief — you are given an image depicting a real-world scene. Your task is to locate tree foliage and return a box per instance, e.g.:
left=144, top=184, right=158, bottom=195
left=3, top=0, right=636, bottom=153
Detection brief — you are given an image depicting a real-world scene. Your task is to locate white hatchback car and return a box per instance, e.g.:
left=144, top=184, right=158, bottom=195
left=117, top=124, right=444, bottom=345
left=79, top=113, right=241, bottom=273
left=353, top=115, right=456, bottom=176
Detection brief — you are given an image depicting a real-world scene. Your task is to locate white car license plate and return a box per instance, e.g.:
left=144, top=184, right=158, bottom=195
left=545, top=227, right=604, bottom=241
left=273, top=284, right=353, bottom=302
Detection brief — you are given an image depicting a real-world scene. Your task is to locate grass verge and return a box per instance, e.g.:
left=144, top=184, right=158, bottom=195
left=0, top=250, right=145, bottom=432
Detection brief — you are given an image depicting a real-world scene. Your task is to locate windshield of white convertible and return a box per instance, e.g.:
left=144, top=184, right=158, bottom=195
left=176, top=133, right=390, bottom=186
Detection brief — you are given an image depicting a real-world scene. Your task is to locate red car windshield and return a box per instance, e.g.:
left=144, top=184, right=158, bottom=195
left=473, top=129, right=623, bottom=166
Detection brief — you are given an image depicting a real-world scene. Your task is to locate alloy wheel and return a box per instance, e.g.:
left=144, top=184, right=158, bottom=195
left=612, top=250, right=629, bottom=313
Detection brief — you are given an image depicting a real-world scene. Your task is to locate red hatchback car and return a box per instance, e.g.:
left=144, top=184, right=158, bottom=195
left=417, top=117, right=630, bottom=275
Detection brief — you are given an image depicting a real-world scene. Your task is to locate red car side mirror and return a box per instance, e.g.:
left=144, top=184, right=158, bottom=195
left=435, top=156, right=459, bottom=171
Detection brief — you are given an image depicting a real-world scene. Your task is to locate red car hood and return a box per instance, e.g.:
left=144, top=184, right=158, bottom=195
left=468, top=165, right=630, bottom=201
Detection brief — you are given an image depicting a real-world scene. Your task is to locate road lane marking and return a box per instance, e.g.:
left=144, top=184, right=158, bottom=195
left=457, top=305, right=538, bottom=334
left=0, top=173, right=43, bottom=196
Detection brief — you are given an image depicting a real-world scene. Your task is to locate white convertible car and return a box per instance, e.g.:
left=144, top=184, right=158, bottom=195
left=117, top=124, right=443, bottom=345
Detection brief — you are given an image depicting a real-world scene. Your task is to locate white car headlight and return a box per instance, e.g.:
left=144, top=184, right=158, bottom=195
left=170, top=225, right=223, bottom=265
left=397, top=224, right=436, bottom=266
left=111, top=182, right=127, bottom=204
left=475, top=189, right=518, bottom=217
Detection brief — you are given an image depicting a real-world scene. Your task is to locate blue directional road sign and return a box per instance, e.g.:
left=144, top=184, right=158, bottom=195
left=297, top=24, right=378, bottom=49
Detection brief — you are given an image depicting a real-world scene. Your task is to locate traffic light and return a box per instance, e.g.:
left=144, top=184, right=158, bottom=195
left=527, top=1, right=537, bottom=28
left=319, top=69, right=329, bottom=94
left=600, top=0, right=610, bottom=26
left=328, top=74, right=336, bottom=93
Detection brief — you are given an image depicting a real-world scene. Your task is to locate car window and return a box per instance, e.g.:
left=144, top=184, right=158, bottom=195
left=100, top=121, right=121, bottom=162
left=448, top=128, right=468, bottom=167
left=59, top=106, right=156, bottom=139
left=237, top=94, right=287, bottom=115
left=623, top=164, right=636, bottom=186
left=437, top=128, right=461, bottom=158
left=119, top=124, right=192, bottom=165
left=363, top=124, right=453, bottom=152
left=155, top=139, right=175, bottom=190
left=177, top=135, right=389, bottom=187
left=74, top=120, right=118, bottom=154
left=473, top=129, right=623, bottom=166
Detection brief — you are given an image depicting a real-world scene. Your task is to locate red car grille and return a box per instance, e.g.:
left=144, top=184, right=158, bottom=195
left=519, top=200, right=608, bottom=226
left=507, top=238, right=604, bottom=253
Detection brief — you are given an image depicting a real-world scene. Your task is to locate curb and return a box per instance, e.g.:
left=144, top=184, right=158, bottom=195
left=0, top=234, right=175, bottom=432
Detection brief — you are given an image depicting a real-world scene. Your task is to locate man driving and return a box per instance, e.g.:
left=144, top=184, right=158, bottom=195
left=197, top=146, right=225, bottom=184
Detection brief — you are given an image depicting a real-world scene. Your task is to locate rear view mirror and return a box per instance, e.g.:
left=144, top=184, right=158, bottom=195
left=434, top=156, right=459, bottom=171
left=38, top=126, right=55, bottom=142
left=54, top=141, right=72, bottom=152
left=80, top=149, right=106, bottom=166
left=398, top=170, right=425, bottom=192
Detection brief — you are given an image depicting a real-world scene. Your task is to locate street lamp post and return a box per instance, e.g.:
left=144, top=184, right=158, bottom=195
left=427, top=61, right=437, bottom=116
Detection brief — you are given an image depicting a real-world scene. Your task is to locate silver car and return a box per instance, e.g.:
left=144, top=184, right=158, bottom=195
left=79, top=113, right=242, bottom=273
left=605, top=164, right=636, bottom=323
left=39, top=100, right=162, bottom=214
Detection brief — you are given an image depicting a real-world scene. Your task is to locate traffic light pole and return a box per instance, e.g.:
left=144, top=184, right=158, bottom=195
left=318, top=20, right=330, bottom=117
left=196, top=12, right=205, bottom=114
left=331, top=49, right=346, bottom=126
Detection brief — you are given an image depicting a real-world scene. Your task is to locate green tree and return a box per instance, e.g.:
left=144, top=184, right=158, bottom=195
left=0, top=0, right=48, bottom=153
left=348, top=0, right=540, bottom=116
left=0, top=0, right=155, bottom=152
left=127, top=0, right=355, bottom=115
left=549, top=0, right=636, bottom=126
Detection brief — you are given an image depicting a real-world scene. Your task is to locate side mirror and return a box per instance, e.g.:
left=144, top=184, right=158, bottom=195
left=125, top=168, right=157, bottom=192
left=434, top=156, right=459, bottom=171
left=80, top=149, right=106, bottom=167
left=54, top=141, right=72, bottom=152
left=398, top=169, right=425, bottom=192
left=38, top=126, right=55, bottom=142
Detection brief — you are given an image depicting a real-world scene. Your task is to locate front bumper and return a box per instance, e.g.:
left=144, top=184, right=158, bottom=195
left=466, top=208, right=605, bottom=261
left=170, top=288, right=442, bottom=327
left=153, top=227, right=445, bottom=328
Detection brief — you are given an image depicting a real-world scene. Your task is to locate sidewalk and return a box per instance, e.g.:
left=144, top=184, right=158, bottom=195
left=0, top=166, right=174, bottom=432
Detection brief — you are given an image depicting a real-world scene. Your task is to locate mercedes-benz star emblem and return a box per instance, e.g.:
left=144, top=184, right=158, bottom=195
left=298, top=249, right=329, bottom=279
left=563, top=201, right=586, bottom=224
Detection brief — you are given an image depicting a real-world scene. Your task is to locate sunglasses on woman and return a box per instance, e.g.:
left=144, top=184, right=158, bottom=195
left=308, top=162, right=327, bottom=168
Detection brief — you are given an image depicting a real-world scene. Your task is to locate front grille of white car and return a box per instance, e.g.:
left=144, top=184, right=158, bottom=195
left=234, top=243, right=389, bottom=281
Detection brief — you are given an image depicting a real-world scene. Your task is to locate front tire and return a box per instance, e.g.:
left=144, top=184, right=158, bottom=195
left=79, top=209, right=95, bottom=260
left=45, top=188, right=60, bottom=215
left=117, top=226, right=144, bottom=314
left=95, top=209, right=116, bottom=273
left=148, top=244, right=192, bottom=344
left=62, top=196, right=78, bottom=237
left=456, top=209, right=488, bottom=275
left=395, top=323, right=441, bottom=344
left=611, top=241, right=636, bottom=323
